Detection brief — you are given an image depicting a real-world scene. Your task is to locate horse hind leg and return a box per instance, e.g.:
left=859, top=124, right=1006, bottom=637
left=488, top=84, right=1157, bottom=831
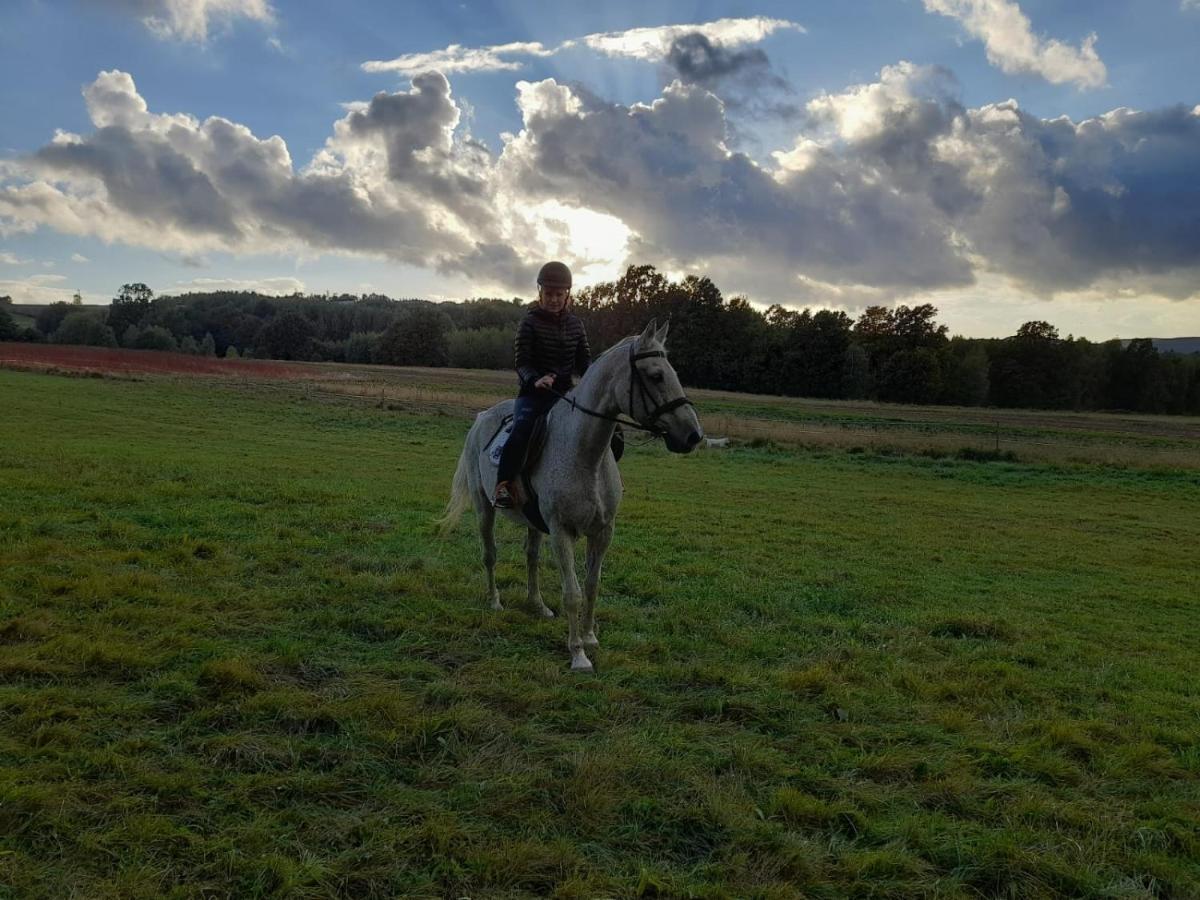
left=474, top=491, right=502, bottom=610
left=582, top=524, right=613, bottom=651
left=525, top=527, right=555, bottom=618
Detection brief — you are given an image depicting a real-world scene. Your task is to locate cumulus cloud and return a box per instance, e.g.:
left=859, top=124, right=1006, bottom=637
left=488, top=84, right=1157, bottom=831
left=3, top=64, right=1200, bottom=307
left=501, top=64, right=1200, bottom=300
left=92, top=0, right=274, bottom=42
left=71, top=253, right=91, bottom=263
left=943, top=101, right=1200, bottom=292
left=1, top=252, right=34, bottom=265
left=802, top=64, right=1200, bottom=294
left=363, top=17, right=801, bottom=77
left=500, top=76, right=970, bottom=296
left=805, top=62, right=962, bottom=143
left=0, top=70, right=549, bottom=290
left=0, top=70, right=651, bottom=292
left=924, top=0, right=1106, bottom=89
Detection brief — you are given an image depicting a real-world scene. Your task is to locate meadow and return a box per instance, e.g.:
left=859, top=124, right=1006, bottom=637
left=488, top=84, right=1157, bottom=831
left=1, top=362, right=1199, bottom=898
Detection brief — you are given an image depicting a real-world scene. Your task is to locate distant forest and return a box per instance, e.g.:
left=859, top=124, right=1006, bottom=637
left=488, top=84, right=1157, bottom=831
left=2, top=265, right=1198, bottom=414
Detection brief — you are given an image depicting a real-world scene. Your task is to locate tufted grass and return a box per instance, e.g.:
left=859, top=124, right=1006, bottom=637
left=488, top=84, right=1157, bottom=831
left=1, top=368, right=1198, bottom=898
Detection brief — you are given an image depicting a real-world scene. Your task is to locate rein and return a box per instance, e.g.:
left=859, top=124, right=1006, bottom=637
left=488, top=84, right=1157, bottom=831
left=547, top=342, right=694, bottom=436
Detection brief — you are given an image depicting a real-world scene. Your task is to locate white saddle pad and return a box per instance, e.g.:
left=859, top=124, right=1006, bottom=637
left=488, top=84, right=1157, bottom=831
left=487, top=424, right=513, bottom=466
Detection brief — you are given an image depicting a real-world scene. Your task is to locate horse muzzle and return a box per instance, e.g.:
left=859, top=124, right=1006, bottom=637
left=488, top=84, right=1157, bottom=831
left=664, top=428, right=703, bottom=454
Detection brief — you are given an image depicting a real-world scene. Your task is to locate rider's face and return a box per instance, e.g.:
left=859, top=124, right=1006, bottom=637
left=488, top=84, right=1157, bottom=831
left=539, top=285, right=569, bottom=312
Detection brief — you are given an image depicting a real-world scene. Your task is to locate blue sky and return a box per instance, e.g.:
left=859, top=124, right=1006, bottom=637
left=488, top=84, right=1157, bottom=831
left=2, top=0, right=1199, bottom=339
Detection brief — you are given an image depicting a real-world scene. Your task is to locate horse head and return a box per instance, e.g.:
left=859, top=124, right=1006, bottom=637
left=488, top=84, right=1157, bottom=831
left=626, top=319, right=704, bottom=454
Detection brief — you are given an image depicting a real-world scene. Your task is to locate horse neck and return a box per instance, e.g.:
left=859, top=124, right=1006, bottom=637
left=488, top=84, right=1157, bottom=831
left=549, top=343, right=626, bottom=469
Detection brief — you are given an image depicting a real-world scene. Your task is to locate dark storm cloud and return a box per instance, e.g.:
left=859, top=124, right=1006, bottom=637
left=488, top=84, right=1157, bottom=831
left=666, top=32, right=774, bottom=87
left=664, top=32, right=800, bottom=123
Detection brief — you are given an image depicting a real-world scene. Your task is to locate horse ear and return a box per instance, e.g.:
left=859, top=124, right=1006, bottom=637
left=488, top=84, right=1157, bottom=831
left=655, top=319, right=670, bottom=344
left=639, top=318, right=658, bottom=346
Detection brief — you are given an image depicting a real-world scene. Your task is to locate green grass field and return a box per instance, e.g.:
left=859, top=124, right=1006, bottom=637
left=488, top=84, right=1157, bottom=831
left=2, top=368, right=1199, bottom=898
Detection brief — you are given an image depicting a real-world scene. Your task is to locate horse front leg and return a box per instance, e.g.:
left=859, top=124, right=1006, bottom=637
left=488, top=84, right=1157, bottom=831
left=526, top=527, right=554, bottom=618
left=549, top=528, right=590, bottom=671
left=582, top=524, right=613, bottom=651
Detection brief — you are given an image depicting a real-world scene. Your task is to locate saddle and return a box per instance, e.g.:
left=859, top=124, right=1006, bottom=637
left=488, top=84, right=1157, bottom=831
left=486, top=414, right=624, bottom=534
left=486, top=412, right=550, bottom=472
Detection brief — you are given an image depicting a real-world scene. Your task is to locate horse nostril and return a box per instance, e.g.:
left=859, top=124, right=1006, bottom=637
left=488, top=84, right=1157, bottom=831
left=687, top=430, right=701, bottom=447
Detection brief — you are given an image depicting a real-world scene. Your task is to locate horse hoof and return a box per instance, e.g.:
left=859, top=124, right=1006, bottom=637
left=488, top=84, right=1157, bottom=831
left=582, top=632, right=599, bottom=650
left=570, top=655, right=594, bottom=672
left=539, top=607, right=556, bottom=619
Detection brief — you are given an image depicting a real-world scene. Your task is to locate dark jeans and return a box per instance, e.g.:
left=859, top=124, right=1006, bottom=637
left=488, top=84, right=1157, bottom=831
left=497, top=391, right=560, bottom=483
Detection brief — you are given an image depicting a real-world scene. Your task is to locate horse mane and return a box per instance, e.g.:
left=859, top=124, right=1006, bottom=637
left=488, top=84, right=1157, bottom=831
left=592, top=334, right=641, bottom=363
left=561, top=330, right=661, bottom=409
left=554, top=334, right=639, bottom=411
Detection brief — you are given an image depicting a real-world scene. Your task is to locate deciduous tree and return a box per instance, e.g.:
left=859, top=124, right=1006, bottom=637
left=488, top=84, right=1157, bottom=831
left=108, top=283, right=154, bottom=343
left=256, top=312, right=317, bottom=360
left=376, top=306, right=452, bottom=367
left=36, top=302, right=74, bottom=337
left=54, top=310, right=116, bottom=347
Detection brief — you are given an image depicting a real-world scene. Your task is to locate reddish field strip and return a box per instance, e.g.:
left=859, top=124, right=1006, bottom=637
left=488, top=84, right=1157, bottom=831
left=0, top=342, right=310, bottom=379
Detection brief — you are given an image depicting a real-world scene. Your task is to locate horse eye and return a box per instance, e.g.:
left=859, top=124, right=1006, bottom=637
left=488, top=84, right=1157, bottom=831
left=651, top=372, right=665, bottom=383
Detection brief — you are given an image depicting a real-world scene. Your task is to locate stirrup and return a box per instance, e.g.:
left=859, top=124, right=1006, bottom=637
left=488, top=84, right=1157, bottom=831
left=493, top=481, right=515, bottom=509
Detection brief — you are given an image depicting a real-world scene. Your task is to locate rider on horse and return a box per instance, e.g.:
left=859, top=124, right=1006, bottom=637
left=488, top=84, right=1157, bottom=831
left=493, top=261, right=591, bottom=509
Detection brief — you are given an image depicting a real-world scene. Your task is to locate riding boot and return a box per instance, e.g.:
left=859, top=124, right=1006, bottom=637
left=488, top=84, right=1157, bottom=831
left=493, top=480, right=516, bottom=509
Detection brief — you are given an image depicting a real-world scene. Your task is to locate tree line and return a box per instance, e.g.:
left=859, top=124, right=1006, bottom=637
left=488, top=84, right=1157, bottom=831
left=3, top=268, right=1198, bottom=414
left=2, top=286, right=524, bottom=369
left=573, top=267, right=1200, bottom=414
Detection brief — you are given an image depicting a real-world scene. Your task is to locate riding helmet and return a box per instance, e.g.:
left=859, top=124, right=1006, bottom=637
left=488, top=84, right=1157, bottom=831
left=537, top=261, right=572, bottom=289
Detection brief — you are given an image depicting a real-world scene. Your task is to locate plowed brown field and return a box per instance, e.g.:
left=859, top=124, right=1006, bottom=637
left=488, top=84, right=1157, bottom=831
left=0, top=342, right=309, bottom=378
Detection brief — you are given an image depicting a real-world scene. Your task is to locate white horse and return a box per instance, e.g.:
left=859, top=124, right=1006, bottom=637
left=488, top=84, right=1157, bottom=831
left=437, top=319, right=704, bottom=671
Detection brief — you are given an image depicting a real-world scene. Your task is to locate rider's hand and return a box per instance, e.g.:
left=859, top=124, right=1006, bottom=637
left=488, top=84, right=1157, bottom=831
left=535, top=374, right=555, bottom=390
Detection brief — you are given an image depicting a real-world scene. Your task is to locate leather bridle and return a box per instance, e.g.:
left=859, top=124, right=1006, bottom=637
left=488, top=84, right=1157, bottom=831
left=625, top=344, right=694, bottom=434
left=549, top=342, right=694, bottom=436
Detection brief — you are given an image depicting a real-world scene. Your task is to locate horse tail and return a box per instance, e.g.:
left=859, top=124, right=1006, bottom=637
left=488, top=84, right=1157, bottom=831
left=435, top=438, right=472, bottom=538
